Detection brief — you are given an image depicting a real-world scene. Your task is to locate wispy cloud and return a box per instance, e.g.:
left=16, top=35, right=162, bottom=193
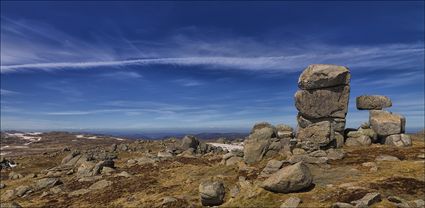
left=0, top=89, right=19, bottom=95
left=1, top=18, right=423, bottom=73
left=99, top=71, right=143, bottom=79
left=173, top=78, right=204, bottom=87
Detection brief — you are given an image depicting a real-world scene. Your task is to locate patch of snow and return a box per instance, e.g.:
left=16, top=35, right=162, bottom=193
left=114, top=138, right=124, bottom=141
left=86, top=136, right=98, bottom=140
left=207, top=142, right=244, bottom=151
left=75, top=135, right=85, bottom=138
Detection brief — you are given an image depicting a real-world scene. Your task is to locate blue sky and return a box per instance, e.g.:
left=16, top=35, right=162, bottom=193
left=1, top=1, right=424, bottom=133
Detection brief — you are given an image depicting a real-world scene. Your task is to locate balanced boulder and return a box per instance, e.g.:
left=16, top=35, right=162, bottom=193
left=298, top=64, right=350, bottom=90
left=262, top=162, right=313, bottom=193
left=356, top=95, right=392, bottom=110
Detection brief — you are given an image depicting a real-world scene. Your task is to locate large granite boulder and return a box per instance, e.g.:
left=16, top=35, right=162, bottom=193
left=243, top=128, right=274, bottom=164
left=298, top=64, right=350, bottom=90
left=384, top=134, right=412, bottom=147
left=199, top=181, right=225, bottom=206
left=297, top=121, right=332, bottom=146
left=180, top=135, right=200, bottom=150
left=297, top=114, right=346, bottom=133
left=356, top=95, right=392, bottom=110
left=295, top=85, right=350, bottom=119
left=262, top=162, right=313, bottom=193
left=369, top=110, right=405, bottom=137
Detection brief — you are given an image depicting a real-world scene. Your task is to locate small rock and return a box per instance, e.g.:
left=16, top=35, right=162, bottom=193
left=101, top=167, right=115, bottom=175
left=0, top=183, right=6, bottom=189
left=199, top=180, right=225, bottom=206
left=259, top=159, right=284, bottom=178
left=158, top=151, right=173, bottom=158
left=8, top=172, right=23, bottom=180
left=230, top=185, right=240, bottom=198
left=309, top=150, right=327, bottom=157
left=326, top=149, right=345, bottom=160
left=292, top=148, right=306, bottom=155
left=351, top=192, right=381, bottom=206
left=331, top=202, right=354, bottom=208
left=417, top=154, right=425, bottom=159
left=116, top=171, right=133, bottom=178
left=15, top=185, right=32, bottom=197
left=34, top=178, right=62, bottom=191
left=1, top=202, right=22, bottom=208
left=376, top=155, right=400, bottom=161
left=361, top=162, right=377, bottom=167
left=161, top=196, right=178, bottom=206
left=225, top=156, right=243, bottom=166
left=69, top=188, right=90, bottom=197
left=262, top=162, right=313, bottom=193
left=280, top=197, right=302, bottom=208
left=411, top=199, right=425, bottom=208
left=89, top=179, right=112, bottom=190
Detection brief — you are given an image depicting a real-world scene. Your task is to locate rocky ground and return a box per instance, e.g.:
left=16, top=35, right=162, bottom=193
left=0, top=131, right=424, bottom=208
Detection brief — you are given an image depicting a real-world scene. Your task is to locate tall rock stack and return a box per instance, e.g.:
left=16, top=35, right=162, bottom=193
left=295, top=64, right=351, bottom=149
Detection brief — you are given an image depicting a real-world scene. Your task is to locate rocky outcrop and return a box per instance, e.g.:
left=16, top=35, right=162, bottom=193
left=369, top=110, right=405, bottom=137
left=356, top=95, right=392, bottom=110
left=243, top=122, right=275, bottom=164
left=262, top=162, right=313, bottom=193
left=199, top=180, right=225, bottom=206
left=295, top=64, right=350, bottom=148
left=180, top=135, right=200, bottom=150
left=384, top=134, right=412, bottom=147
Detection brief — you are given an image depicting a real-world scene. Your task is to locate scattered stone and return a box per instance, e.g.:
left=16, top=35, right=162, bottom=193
left=89, top=180, right=113, bottom=190
left=9, top=172, right=23, bottom=180
left=1, top=202, right=22, bottom=208
left=0, top=183, right=6, bottom=189
left=384, top=134, right=412, bottom=147
left=181, top=135, right=200, bottom=150
left=230, top=185, right=240, bottom=198
left=309, top=150, right=327, bottom=157
left=259, top=159, right=284, bottom=178
left=326, top=149, right=345, bottom=160
left=69, top=188, right=90, bottom=197
left=160, top=196, right=178, bottom=206
left=116, top=171, right=133, bottom=178
left=15, top=185, right=32, bottom=197
left=61, top=150, right=80, bottom=164
left=289, top=154, right=328, bottom=164
left=225, top=156, right=243, bottom=166
left=280, top=197, right=302, bottom=208
left=417, top=154, right=425, bottom=159
left=262, top=162, right=313, bottom=193
left=376, top=155, right=400, bottom=161
left=101, top=167, right=115, bottom=175
left=331, top=202, right=354, bottom=208
left=244, top=122, right=275, bottom=164
left=158, top=151, right=173, bottom=158
left=356, top=95, right=392, bottom=110
left=292, top=148, right=306, bottom=155
left=199, top=180, right=225, bottom=206
left=34, top=178, right=62, bottom=191
left=351, top=192, right=381, bottom=206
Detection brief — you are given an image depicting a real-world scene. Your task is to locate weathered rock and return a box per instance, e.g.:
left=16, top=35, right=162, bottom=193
left=351, top=192, right=381, bottom=206
left=34, top=178, right=62, bottom=191
left=262, top=162, right=313, bottom=193
left=309, top=150, right=327, bottom=157
left=326, top=149, right=345, bottom=160
left=76, top=161, right=96, bottom=177
left=298, top=64, right=350, bottom=90
left=384, top=134, right=412, bottom=147
left=181, top=135, right=199, bottom=150
left=15, top=185, right=32, bottom=197
left=295, top=85, right=350, bottom=119
left=225, top=156, right=243, bottom=166
left=280, top=196, right=302, bottom=208
left=297, top=114, right=346, bottom=133
left=101, top=167, right=115, bottom=175
left=9, top=172, right=23, bottom=180
left=0, top=183, right=5, bottom=189
left=1, top=202, right=22, bottom=208
left=199, top=181, right=225, bottom=206
left=259, top=159, right=284, bottom=178
left=331, top=202, right=354, bottom=208
left=369, top=110, right=405, bottom=137
left=158, top=151, right=173, bottom=158
left=89, top=180, right=112, bottom=190
left=289, top=154, right=328, bottom=164
left=297, top=121, right=332, bottom=146
left=69, top=188, right=90, bottom=196
left=334, top=132, right=345, bottom=148
left=61, top=151, right=80, bottom=164
left=356, top=95, right=392, bottom=110
left=376, top=155, right=400, bottom=161
left=276, top=124, right=294, bottom=139
left=251, top=122, right=277, bottom=134
left=243, top=126, right=274, bottom=164
left=115, top=171, right=133, bottom=178
left=345, top=136, right=371, bottom=146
